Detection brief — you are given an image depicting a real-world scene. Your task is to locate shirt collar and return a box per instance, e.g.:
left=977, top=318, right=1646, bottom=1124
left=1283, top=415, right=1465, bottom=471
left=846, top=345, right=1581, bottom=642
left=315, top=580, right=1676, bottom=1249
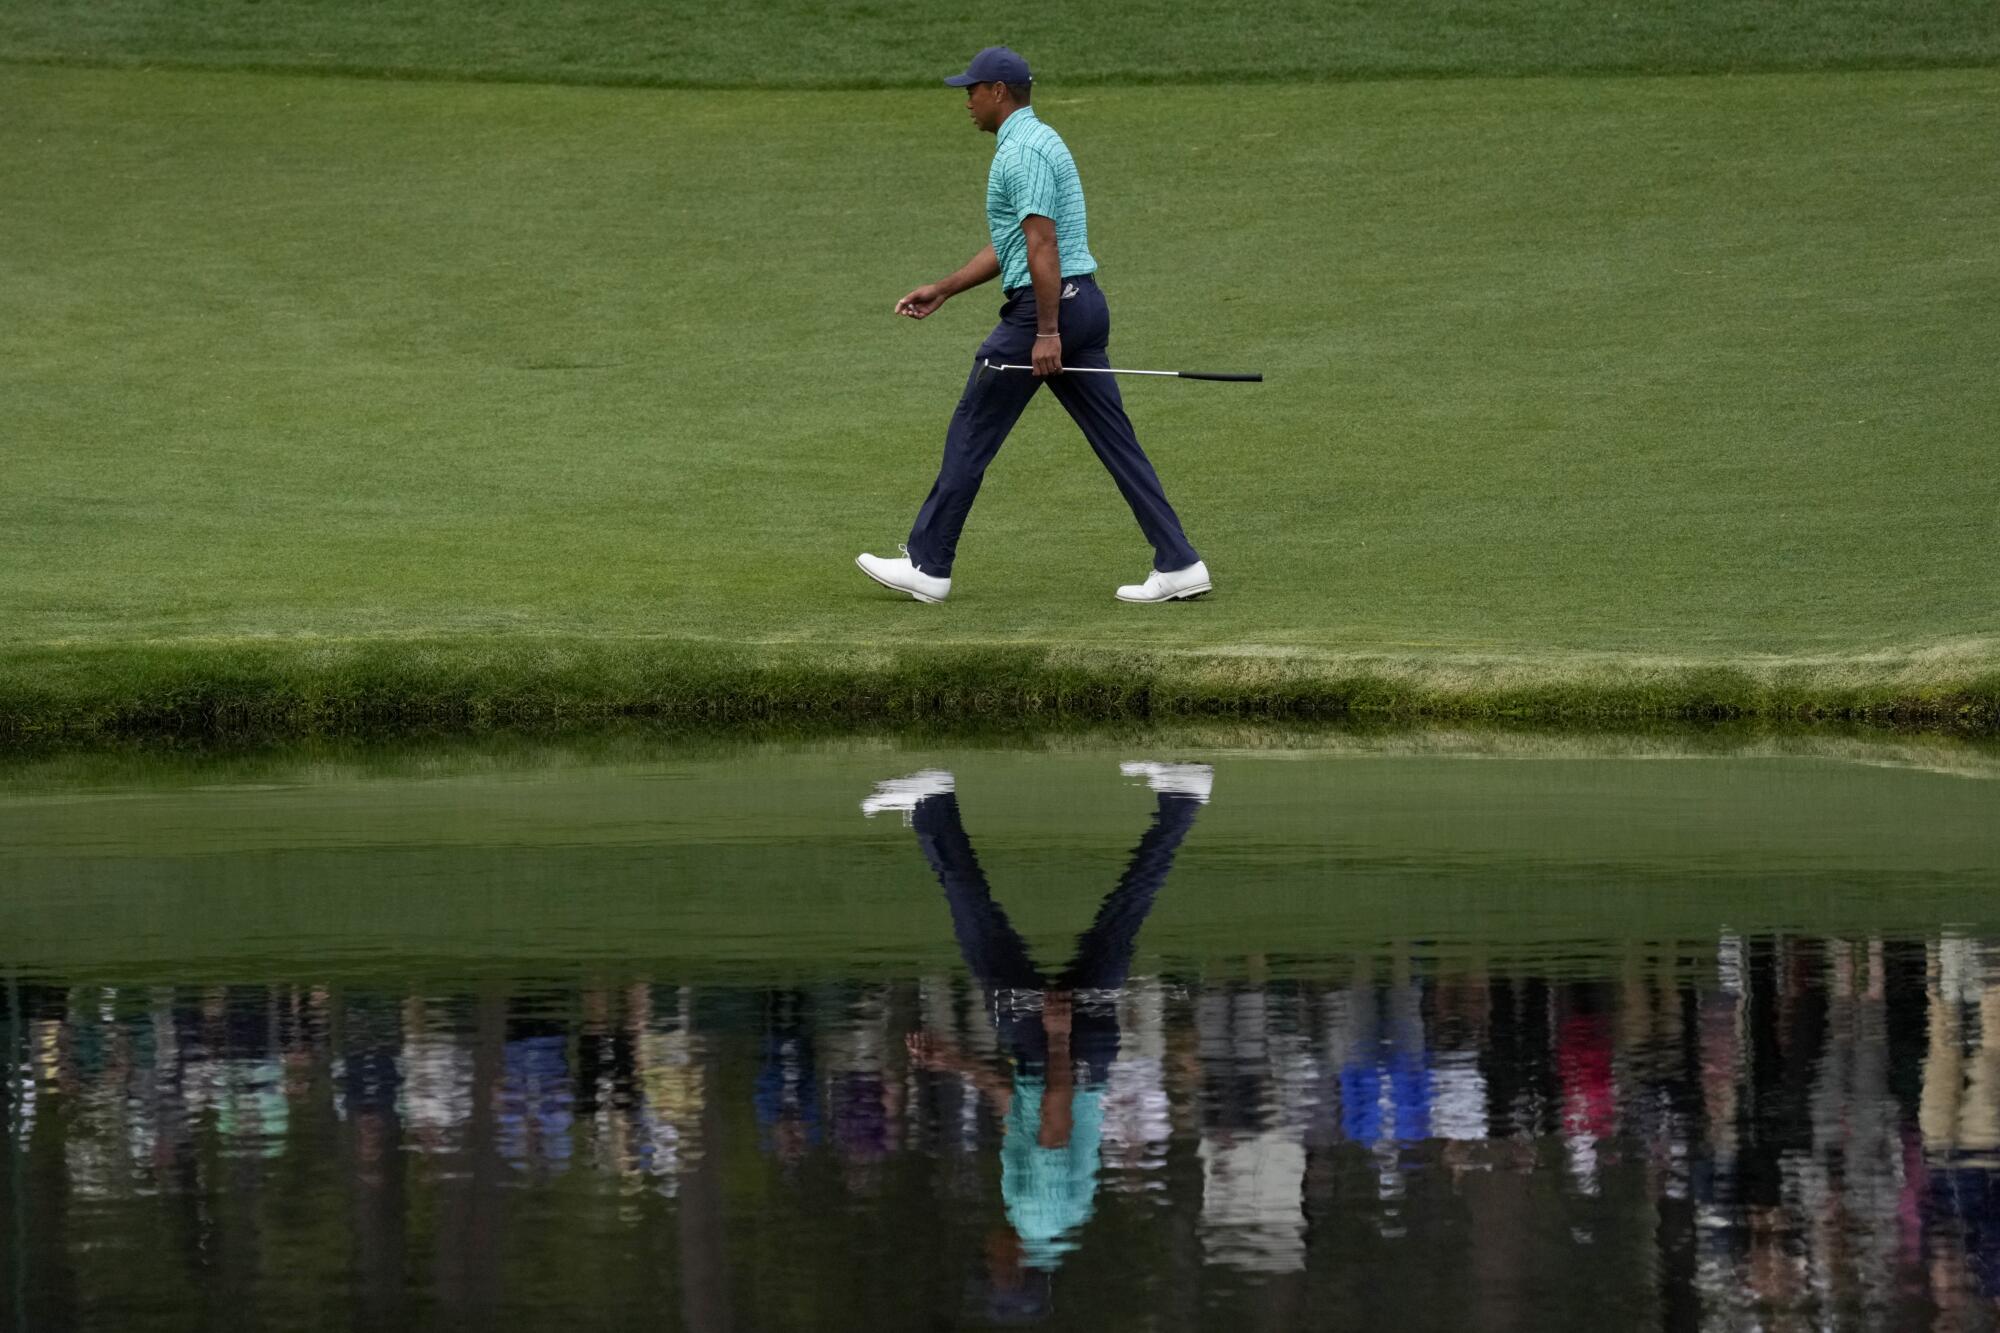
left=995, top=105, right=1039, bottom=147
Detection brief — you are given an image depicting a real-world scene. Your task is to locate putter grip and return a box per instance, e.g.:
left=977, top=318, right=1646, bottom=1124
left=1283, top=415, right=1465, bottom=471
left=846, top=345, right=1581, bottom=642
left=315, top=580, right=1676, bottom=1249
left=1180, top=371, right=1263, bottom=382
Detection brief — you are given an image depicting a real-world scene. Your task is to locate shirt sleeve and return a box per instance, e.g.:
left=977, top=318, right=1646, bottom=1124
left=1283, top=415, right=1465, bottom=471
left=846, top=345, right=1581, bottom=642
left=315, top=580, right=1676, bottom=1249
left=1002, top=145, right=1063, bottom=223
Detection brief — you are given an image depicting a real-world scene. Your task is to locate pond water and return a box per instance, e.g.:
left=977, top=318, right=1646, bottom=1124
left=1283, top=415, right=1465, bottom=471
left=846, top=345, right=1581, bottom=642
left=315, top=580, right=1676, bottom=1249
left=3, top=731, right=1998, bottom=1330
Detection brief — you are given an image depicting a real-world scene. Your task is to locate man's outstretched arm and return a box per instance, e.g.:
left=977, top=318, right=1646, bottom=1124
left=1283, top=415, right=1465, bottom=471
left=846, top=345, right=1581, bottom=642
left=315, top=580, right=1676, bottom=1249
left=895, top=244, right=1000, bottom=319
left=906, top=1031, right=1014, bottom=1117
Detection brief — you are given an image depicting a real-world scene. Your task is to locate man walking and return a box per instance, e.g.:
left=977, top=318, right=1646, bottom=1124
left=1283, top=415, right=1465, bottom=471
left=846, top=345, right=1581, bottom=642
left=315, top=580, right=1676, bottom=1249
left=856, top=46, right=1212, bottom=606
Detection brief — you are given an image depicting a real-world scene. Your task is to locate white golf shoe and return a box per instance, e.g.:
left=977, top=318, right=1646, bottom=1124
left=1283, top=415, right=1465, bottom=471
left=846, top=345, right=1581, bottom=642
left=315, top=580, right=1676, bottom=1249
left=856, top=545, right=951, bottom=604
left=1120, top=761, right=1215, bottom=804
left=861, top=770, right=957, bottom=823
left=1116, top=560, right=1211, bottom=603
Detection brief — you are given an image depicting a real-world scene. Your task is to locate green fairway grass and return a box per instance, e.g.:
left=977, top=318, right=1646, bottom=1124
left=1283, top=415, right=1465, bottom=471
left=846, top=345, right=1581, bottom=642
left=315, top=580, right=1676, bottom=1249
left=4, top=64, right=1997, bottom=740
left=4, top=0, right=1996, bottom=86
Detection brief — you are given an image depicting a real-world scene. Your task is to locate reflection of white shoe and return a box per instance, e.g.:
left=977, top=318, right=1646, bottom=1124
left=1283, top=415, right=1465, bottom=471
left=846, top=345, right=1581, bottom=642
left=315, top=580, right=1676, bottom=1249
left=1116, top=560, right=1211, bottom=603
left=856, top=545, right=951, bottom=604
left=1120, top=761, right=1214, bottom=803
left=861, top=770, right=956, bottom=822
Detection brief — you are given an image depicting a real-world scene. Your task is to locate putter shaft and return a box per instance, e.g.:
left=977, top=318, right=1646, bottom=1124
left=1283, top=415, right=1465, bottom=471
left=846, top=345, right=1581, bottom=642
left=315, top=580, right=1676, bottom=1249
left=982, top=359, right=1261, bottom=383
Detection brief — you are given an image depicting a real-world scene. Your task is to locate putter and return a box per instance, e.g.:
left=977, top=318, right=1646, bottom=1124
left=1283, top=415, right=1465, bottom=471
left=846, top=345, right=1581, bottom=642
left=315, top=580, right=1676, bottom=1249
left=980, top=358, right=1261, bottom=382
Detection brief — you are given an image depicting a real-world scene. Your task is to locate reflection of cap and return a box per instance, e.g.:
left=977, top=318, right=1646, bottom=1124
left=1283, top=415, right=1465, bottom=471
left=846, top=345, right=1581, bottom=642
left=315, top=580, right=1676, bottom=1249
left=944, top=46, right=1033, bottom=87
left=967, top=1269, right=1053, bottom=1325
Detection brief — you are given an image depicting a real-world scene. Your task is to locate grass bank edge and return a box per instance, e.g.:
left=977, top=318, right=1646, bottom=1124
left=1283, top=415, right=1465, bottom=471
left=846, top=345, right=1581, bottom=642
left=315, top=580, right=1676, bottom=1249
left=1, top=637, right=1994, bottom=745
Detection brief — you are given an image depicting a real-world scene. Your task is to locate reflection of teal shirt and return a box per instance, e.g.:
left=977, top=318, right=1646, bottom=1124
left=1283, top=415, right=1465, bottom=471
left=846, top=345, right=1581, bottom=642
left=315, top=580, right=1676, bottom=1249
left=985, top=107, right=1097, bottom=292
left=1001, top=1074, right=1104, bottom=1269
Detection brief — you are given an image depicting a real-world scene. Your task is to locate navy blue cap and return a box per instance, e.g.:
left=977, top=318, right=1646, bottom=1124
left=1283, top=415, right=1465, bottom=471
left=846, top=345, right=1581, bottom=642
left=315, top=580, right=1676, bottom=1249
left=943, top=46, right=1032, bottom=87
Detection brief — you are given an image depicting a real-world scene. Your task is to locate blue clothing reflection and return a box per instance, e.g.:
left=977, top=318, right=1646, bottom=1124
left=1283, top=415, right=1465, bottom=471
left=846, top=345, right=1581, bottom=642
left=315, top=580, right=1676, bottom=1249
left=755, top=990, right=823, bottom=1162
left=497, top=1033, right=573, bottom=1169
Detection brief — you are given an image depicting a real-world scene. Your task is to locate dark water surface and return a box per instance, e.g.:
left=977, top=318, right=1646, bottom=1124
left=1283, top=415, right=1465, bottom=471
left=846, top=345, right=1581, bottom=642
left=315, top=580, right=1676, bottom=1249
left=3, top=733, right=1998, bottom=1330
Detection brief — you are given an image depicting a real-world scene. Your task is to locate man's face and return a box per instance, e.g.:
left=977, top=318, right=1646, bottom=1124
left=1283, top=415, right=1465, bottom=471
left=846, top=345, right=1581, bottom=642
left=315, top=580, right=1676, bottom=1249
left=964, top=81, right=1007, bottom=133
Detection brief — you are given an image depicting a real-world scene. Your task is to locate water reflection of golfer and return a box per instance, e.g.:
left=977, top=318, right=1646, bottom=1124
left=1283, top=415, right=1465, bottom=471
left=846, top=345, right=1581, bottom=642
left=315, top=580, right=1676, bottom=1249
left=865, top=762, right=1212, bottom=1283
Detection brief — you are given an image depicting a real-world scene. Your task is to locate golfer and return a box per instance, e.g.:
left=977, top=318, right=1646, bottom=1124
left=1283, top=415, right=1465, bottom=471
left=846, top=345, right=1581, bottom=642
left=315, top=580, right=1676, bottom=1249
left=856, top=46, right=1211, bottom=605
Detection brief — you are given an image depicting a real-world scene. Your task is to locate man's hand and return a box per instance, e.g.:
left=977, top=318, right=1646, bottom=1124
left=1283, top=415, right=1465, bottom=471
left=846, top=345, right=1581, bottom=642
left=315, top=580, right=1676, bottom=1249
left=905, top=1030, right=941, bottom=1067
left=1031, top=332, right=1063, bottom=378
left=897, top=248, right=999, bottom=322
left=895, top=283, right=949, bottom=319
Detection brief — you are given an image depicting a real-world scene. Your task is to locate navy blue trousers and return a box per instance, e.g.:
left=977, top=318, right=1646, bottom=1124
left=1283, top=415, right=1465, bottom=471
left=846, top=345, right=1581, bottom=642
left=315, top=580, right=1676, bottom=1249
left=909, top=789, right=1200, bottom=1080
left=905, top=274, right=1201, bottom=579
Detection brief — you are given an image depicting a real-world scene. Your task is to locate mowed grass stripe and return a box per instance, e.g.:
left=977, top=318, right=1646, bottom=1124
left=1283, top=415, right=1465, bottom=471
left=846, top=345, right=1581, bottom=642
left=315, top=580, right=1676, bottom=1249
left=3, top=0, right=1997, bottom=88
left=3, top=67, right=1996, bottom=738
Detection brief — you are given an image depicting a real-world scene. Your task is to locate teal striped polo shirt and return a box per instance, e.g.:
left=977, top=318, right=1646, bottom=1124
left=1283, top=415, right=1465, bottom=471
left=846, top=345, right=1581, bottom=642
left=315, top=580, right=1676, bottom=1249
left=986, top=106, right=1097, bottom=293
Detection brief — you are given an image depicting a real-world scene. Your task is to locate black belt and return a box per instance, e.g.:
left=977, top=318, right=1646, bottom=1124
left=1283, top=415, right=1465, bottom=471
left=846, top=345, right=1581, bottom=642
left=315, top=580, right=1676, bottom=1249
left=1003, top=271, right=1098, bottom=299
